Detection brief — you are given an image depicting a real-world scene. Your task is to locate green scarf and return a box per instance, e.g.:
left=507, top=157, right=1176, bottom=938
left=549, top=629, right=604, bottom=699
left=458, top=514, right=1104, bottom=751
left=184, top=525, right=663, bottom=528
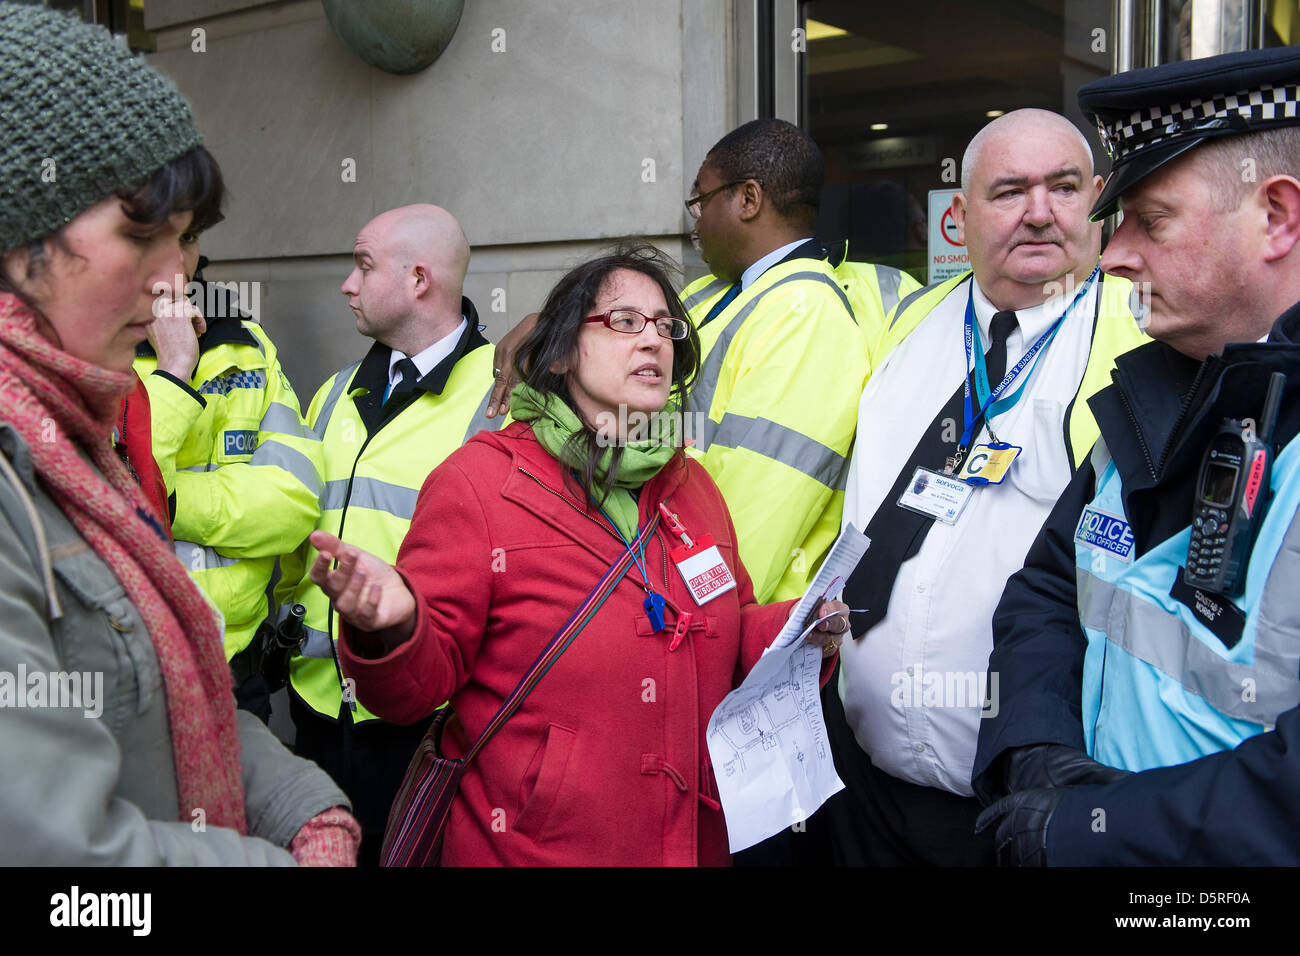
left=510, top=382, right=679, bottom=540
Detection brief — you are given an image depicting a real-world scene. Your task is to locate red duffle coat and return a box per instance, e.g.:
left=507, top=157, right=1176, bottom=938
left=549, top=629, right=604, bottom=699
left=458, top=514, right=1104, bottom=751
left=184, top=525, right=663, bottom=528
left=339, top=421, right=822, bottom=865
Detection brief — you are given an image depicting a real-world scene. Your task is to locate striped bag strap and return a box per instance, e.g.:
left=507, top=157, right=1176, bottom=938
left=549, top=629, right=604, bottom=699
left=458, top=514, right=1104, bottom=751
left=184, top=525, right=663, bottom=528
left=463, top=511, right=661, bottom=764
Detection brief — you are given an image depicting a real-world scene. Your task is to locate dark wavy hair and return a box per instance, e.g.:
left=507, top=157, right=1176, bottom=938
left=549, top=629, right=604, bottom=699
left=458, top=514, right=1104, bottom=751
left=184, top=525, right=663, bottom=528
left=512, top=241, right=701, bottom=508
left=1, top=145, right=224, bottom=295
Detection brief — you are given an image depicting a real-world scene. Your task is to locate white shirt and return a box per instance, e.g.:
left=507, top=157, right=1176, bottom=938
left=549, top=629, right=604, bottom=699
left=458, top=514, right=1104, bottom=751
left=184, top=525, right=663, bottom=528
left=740, top=238, right=812, bottom=290
left=839, top=273, right=1100, bottom=796
left=386, top=317, right=467, bottom=393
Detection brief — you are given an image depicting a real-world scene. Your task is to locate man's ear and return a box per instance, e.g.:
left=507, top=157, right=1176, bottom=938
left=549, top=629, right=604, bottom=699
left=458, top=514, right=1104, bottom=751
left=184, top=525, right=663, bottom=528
left=737, top=179, right=764, bottom=223
left=951, top=192, right=969, bottom=244
left=1260, top=174, right=1300, bottom=263
left=411, top=263, right=431, bottom=296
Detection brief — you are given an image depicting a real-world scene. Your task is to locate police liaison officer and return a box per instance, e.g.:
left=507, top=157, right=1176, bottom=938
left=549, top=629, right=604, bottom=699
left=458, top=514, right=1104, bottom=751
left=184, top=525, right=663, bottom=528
left=973, top=46, right=1300, bottom=865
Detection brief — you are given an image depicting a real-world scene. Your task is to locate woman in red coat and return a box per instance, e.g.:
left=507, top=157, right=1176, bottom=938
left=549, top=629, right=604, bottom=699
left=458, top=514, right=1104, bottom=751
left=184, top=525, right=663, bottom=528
left=311, top=245, right=849, bottom=865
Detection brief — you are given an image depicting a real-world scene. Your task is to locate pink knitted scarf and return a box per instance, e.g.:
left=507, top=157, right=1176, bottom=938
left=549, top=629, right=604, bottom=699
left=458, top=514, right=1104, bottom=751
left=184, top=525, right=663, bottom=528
left=0, top=294, right=246, bottom=833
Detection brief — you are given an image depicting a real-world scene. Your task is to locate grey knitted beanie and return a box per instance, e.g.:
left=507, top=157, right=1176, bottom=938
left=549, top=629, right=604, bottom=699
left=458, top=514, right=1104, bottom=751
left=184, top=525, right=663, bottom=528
left=0, top=2, right=203, bottom=251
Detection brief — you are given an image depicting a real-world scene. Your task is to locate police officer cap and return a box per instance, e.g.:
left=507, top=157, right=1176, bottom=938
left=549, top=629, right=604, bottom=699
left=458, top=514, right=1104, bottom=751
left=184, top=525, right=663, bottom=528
left=1078, top=46, right=1300, bottom=220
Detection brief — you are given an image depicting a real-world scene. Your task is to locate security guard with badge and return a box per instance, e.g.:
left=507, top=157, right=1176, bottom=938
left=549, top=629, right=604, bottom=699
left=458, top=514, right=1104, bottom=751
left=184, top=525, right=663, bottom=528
left=974, top=46, right=1300, bottom=865
left=273, top=204, right=498, bottom=865
left=822, top=109, right=1147, bottom=867
left=135, top=227, right=321, bottom=717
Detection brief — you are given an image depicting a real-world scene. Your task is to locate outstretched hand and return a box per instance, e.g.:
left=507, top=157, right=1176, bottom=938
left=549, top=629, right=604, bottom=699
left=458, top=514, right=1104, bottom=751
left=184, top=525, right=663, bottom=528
left=308, top=530, right=416, bottom=647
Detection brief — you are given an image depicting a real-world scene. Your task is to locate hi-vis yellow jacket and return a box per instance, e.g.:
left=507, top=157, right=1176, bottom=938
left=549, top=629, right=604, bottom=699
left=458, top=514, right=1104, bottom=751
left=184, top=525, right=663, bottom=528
left=135, top=317, right=322, bottom=659
left=679, top=243, right=890, bottom=603
left=875, top=269, right=1150, bottom=468
left=275, top=315, right=498, bottom=723
left=824, top=242, right=922, bottom=370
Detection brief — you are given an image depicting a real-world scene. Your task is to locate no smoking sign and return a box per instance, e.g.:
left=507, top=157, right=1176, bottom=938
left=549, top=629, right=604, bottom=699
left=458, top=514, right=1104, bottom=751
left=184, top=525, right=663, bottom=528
left=928, top=188, right=969, bottom=283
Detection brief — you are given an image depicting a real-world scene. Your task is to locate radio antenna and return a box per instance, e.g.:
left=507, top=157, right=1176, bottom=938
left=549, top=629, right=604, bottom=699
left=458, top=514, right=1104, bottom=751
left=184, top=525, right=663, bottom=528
left=1259, top=372, right=1286, bottom=444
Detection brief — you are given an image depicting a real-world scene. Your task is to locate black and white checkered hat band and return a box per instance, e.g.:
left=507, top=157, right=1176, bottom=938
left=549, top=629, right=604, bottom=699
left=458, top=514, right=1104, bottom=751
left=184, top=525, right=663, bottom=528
left=1096, top=83, right=1300, bottom=160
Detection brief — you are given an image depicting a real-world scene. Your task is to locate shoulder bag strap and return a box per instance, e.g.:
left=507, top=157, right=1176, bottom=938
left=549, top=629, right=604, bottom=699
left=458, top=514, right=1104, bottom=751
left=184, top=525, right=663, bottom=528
left=463, top=510, right=661, bottom=764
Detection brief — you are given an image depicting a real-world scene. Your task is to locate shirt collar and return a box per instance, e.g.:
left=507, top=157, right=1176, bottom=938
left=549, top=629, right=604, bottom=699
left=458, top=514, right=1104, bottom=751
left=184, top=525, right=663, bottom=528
left=969, top=267, right=1101, bottom=347
left=739, top=237, right=815, bottom=291
left=388, top=316, right=467, bottom=386
left=353, top=296, right=489, bottom=400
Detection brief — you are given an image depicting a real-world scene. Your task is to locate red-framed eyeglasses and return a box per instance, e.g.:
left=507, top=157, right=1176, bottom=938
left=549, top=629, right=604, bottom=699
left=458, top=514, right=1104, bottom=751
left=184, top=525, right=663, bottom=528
left=582, top=310, right=690, bottom=340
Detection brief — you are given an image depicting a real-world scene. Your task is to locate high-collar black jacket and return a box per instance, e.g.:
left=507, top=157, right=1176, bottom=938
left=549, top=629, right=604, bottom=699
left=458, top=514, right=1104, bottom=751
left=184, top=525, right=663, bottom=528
left=972, top=302, right=1300, bottom=865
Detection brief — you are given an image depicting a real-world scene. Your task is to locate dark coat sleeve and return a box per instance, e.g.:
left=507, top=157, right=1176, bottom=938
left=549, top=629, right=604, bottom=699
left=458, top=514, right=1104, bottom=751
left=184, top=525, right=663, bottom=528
left=1047, top=699, right=1300, bottom=864
left=971, top=459, right=1098, bottom=804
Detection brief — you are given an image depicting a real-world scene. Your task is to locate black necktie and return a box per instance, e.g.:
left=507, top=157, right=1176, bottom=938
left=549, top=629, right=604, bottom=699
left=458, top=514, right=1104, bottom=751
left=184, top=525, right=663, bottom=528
left=844, top=310, right=1018, bottom=635
left=700, top=284, right=740, bottom=326
left=385, top=357, right=420, bottom=404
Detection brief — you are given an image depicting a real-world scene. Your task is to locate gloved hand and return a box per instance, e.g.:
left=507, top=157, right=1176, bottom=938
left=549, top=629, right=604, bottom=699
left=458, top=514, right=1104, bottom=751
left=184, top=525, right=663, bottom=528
left=289, top=806, right=361, bottom=867
left=975, top=787, right=1063, bottom=867
left=1001, top=743, right=1131, bottom=796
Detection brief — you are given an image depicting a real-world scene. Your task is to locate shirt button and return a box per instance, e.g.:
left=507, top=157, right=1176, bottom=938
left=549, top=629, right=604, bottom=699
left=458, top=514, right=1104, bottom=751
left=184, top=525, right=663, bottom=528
left=906, top=665, right=914, bottom=675
left=916, top=583, right=927, bottom=593
left=913, top=743, right=926, bottom=753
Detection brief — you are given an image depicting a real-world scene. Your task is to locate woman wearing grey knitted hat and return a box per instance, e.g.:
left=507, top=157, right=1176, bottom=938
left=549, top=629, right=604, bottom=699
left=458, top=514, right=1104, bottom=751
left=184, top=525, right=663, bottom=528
left=0, top=2, right=359, bottom=865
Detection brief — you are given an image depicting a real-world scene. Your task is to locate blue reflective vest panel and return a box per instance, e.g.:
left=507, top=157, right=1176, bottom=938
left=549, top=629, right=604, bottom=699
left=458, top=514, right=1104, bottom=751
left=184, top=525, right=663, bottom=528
left=1076, top=435, right=1300, bottom=771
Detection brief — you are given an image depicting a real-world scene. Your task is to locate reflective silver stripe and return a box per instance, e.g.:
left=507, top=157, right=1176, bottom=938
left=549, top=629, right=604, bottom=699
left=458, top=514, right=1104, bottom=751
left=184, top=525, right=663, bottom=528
left=704, top=412, right=846, bottom=488
left=876, top=265, right=907, bottom=317
left=462, top=384, right=498, bottom=444
left=312, top=362, right=360, bottom=438
left=833, top=439, right=855, bottom=492
left=1089, top=437, right=1112, bottom=493
left=174, top=540, right=239, bottom=571
left=826, top=274, right=854, bottom=318
left=299, top=624, right=334, bottom=659
left=179, top=463, right=219, bottom=473
left=890, top=278, right=951, bottom=329
left=249, top=440, right=324, bottom=496
left=1076, top=564, right=1300, bottom=726
left=320, top=476, right=419, bottom=520
left=685, top=271, right=850, bottom=439
left=260, top=401, right=316, bottom=442
left=1253, top=502, right=1300, bottom=719
left=320, top=479, right=350, bottom=513
left=681, top=277, right=730, bottom=313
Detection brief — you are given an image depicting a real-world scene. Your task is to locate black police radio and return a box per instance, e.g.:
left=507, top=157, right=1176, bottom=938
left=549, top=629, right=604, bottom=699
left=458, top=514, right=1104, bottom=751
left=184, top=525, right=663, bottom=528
left=1184, top=372, right=1286, bottom=597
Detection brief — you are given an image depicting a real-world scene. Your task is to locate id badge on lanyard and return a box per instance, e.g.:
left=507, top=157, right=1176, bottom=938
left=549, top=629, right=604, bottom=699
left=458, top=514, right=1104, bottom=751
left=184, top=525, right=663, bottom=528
left=944, top=267, right=1098, bottom=484
left=658, top=503, right=736, bottom=605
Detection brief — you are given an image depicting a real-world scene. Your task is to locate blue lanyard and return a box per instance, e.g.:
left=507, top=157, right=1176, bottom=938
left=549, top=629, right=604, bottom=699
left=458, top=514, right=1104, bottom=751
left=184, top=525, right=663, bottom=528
left=591, top=484, right=668, bottom=632
left=595, top=500, right=649, bottom=586
left=960, top=266, right=1099, bottom=450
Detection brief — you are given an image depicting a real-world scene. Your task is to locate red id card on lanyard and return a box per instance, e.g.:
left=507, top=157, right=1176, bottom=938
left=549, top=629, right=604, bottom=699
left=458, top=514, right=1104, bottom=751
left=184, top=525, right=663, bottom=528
left=658, top=503, right=736, bottom=606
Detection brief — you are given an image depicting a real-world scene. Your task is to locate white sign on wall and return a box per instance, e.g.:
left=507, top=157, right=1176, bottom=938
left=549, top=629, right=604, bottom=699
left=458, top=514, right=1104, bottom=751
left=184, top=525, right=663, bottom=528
left=928, top=188, right=969, bottom=284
